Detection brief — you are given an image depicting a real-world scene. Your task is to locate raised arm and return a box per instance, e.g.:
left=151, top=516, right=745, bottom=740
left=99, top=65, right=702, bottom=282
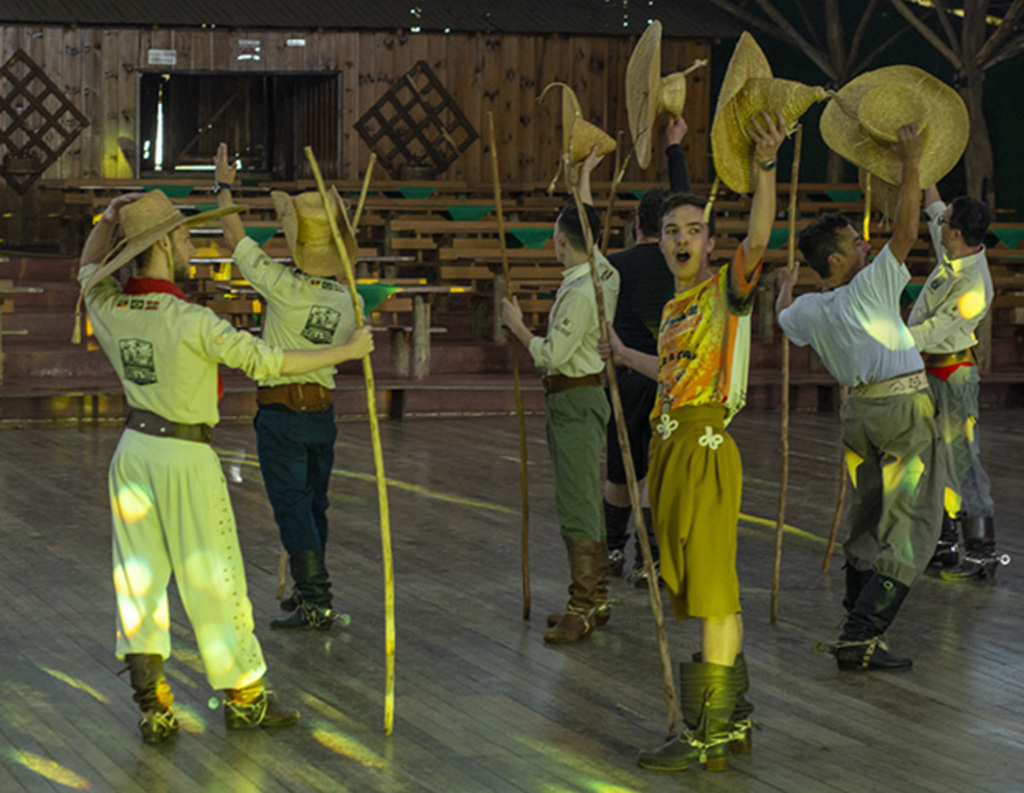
left=79, top=192, right=145, bottom=270
left=214, top=142, right=246, bottom=250
left=888, top=124, right=924, bottom=265
left=741, top=109, right=787, bottom=278
left=665, top=115, right=691, bottom=193
left=576, top=145, right=604, bottom=207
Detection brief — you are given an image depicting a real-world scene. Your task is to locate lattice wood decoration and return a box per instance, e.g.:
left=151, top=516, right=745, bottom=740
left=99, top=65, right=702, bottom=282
left=0, top=49, right=89, bottom=195
left=355, top=61, right=477, bottom=179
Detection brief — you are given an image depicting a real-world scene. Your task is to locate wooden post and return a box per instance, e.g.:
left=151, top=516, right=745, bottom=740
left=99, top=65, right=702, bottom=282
left=770, top=124, right=803, bottom=626
left=488, top=112, right=532, bottom=621
left=305, top=146, right=397, bottom=737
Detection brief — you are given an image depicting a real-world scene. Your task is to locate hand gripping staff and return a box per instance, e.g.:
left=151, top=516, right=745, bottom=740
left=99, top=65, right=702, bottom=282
left=487, top=111, right=532, bottom=621
left=564, top=153, right=681, bottom=735
left=304, top=146, right=396, bottom=737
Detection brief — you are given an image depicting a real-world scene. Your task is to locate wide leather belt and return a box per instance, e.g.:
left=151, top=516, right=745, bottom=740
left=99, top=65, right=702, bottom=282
left=852, top=371, right=929, bottom=399
left=257, top=382, right=333, bottom=412
left=126, top=408, right=214, bottom=444
left=542, top=373, right=604, bottom=394
left=922, top=348, right=976, bottom=368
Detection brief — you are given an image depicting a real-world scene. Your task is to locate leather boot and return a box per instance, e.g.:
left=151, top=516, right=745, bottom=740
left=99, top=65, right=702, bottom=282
left=628, top=507, right=661, bottom=587
left=272, top=550, right=344, bottom=630
left=834, top=574, right=912, bottom=671
left=941, top=517, right=1003, bottom=581
left=842, top=562, right=873, bottom=614
left=928, top=513, right=961, bottom=569
left=547, top=541, right=612, bottom=628
left=224, top=677, right=300, bottom=730
left=604, top=501, right=631, bottom=577
left=544, top=539, right=603, bottom=644
left=692, top=651, right=754, bottom=755
left=125, top=653, right=179, bottom=745
left=637, top=662, right=738, bottom=772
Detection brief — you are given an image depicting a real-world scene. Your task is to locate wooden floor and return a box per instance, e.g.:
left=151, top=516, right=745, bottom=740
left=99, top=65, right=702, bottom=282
left=2, top=409, right=1024, bottom=792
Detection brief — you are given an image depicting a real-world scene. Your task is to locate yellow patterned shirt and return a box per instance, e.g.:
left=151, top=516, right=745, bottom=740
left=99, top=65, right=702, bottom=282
left=652, top=248, right=761, bottom=426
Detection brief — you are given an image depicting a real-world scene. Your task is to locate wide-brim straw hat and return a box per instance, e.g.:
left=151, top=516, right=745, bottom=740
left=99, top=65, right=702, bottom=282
left=81, top=190, right=245, bottom=294
left=711, top=32, right=828, bottom=193
left=539, top=81, right=616, bottom=165
left=626, top=21, right=705, bottom=169
left=821, top=64, right=968, bottom=189
left=272, top=188, right=358, bottom=278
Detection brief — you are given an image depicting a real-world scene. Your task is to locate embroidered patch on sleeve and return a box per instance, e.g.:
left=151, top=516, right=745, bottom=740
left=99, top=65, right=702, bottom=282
left=301, top=306, right=342, bottom=345
left=118, top=339, right=158, bottom=385
left=556, top=316, right=574, bottom=337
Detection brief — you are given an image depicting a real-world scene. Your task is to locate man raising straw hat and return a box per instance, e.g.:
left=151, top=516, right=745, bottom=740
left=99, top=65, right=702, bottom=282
left=215, top=143, right=362, bottom=632
left=78, top=189, right=372, bottom=743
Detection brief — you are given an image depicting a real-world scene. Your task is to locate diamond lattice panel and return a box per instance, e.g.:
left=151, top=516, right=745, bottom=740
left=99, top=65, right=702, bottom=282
left=0, top=49, right=89, bottom=195
left=355, top=61, right=477, bottom=179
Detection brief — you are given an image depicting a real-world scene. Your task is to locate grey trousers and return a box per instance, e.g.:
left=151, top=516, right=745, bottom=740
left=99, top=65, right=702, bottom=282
left=927, top=366, right=994, bottom=519
left=841, top=390, right=945, bottom=586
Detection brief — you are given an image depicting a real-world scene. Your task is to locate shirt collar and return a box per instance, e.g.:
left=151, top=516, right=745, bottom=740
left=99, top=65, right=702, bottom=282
left=942, top=245, right=986, bottom=273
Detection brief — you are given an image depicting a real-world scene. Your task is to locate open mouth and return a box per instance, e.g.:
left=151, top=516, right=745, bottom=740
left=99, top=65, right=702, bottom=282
left=675, top=251, right=692, bottom=264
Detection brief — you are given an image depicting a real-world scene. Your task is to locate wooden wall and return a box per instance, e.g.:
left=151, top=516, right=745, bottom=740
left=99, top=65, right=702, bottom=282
left=0, top=24, right=712, bottom=245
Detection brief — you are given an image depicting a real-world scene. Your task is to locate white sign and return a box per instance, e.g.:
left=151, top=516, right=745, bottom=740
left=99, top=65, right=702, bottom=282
left=147, top=49, right=177, bottom=66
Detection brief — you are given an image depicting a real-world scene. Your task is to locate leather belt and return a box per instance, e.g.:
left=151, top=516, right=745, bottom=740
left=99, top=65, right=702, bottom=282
left=257, top=382, right=333, bottom=412
left=126, top=408, right=214, bottom=444
left=922, top=348, right=976, bottom=369
left=852, top=371, right=929, bottom=399
left=542, top=373, right=603, bottom=394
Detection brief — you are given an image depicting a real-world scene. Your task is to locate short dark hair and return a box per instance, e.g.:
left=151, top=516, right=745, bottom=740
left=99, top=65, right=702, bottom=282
left=948, top=196, right=991, bottom=247
left=556, top=203, right=602, bottom=252
left=798, top=212, right=851, bottom=280
left=660, top=192, right=715, bottom=238
left=636, top=188, right=670, bottom=238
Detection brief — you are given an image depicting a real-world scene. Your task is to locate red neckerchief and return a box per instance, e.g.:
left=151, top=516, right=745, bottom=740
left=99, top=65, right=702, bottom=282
left=123, top=277, right=225, bottom=401
left=927, top=361, right=974, bottom=382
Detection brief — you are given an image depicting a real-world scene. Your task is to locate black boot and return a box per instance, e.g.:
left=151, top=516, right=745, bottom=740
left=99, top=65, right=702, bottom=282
left=604, top=501, right=631, bottom=577
left=638, top=662, right=738, bottom=772
left=941, top=517, right=1004, bottom=581
left=628, top=507, right=662, bottom=588
left=928, top=514, right=961, bottom=569
left=279, top=585, right=301, bottom=612
left=124, top=653, right=179, bottom=745
left=842, top=562, right=873, bottom=614
left=224, top=677, right=300, bottom=730
left=834, top=574, right=912, bottom=672
left=271, top=550, right=344, bottom=630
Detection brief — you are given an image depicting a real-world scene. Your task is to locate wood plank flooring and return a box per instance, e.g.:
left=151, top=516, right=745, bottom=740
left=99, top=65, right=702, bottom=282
left=1, top=409, right=1023, bottom=792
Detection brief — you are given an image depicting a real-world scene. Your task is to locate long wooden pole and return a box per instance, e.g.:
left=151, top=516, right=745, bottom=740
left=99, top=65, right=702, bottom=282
left=770, top=124, right=803, bottom=625
left=600, top=132, right=632, bottom=252
left=564, top=154, right=680, bottom=734
left=488, top=112, right=532, bottom=621
left=305, top=146, right=396, bottom=737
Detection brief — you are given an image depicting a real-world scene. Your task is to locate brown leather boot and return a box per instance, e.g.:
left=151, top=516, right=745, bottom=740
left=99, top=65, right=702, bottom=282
left=544, top=539, right=603, bottom=644
left=547, top=539, right=612, bottom=628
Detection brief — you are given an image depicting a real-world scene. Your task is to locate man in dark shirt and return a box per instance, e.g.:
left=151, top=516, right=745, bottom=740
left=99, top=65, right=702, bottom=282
left=604, top=116, right=692, bottom=585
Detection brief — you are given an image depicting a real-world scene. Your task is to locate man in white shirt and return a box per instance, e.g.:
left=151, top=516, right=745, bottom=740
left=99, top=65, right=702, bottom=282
left=907, top=189, right=1000, bottom=580
left=775, top=125, right=944, bottom=672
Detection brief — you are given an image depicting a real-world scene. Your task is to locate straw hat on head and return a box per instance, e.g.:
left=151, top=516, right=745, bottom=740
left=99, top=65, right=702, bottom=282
left=272, top=188, right=358, bottom=278
left=626, top=20, right=706, bottom=169
left=820, top=65, right=968, bottom=190
left=539, top=81, right=616, bottom=165
left=81, top=190, right=245, bottom=294
left=711, top=32, right=828, bottom=194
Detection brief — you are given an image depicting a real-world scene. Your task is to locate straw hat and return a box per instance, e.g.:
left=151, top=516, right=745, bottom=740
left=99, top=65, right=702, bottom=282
left=81, top=190, right=245, bottom=294
left=539, top=81, right=616, bottom=165
left=626, top=21, right=706, bottom=169
left=272, top=188, right=358, bottom=278
left=711, top=32, right=828, bottom=193
left=820, top=65, right=968, bottom=189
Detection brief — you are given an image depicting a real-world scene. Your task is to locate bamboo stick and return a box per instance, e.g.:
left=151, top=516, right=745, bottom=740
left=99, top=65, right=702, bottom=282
left=770, top=124, right=803, bottom=626
left=352, top=153, right=377, bottom=231
left=304, top=146, right=396, bottom=737
left=488, top=111, right=532, bottom=621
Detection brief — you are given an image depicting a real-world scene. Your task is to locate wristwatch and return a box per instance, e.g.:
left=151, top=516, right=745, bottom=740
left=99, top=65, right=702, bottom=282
left=211, top=181, right=233, bottom=194
left=758, top=158, right=777, bottom=171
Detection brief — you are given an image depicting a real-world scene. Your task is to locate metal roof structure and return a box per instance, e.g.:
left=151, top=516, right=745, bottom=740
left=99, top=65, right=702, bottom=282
left=1, top=1, right=742, bottom=38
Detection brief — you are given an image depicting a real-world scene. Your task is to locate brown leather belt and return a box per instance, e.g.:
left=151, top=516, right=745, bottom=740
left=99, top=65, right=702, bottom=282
left=126, top=408, right=214, bottom=444
left=257, top=383, right=333, bottom=413
left=542, top=372, right=604, bottom=394
left=922, top=348, right=976, bottom=368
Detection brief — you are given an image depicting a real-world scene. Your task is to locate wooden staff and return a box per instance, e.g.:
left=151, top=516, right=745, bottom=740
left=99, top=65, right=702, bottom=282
left=600, top=131, right=633, bottom=252
left=565, top=154, right=680, bottom=734
left=770, top=124, right=803, bottom=626
left=304, top=146, right=396, bottom=737
left=488, top=111, right=532, bottom=621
